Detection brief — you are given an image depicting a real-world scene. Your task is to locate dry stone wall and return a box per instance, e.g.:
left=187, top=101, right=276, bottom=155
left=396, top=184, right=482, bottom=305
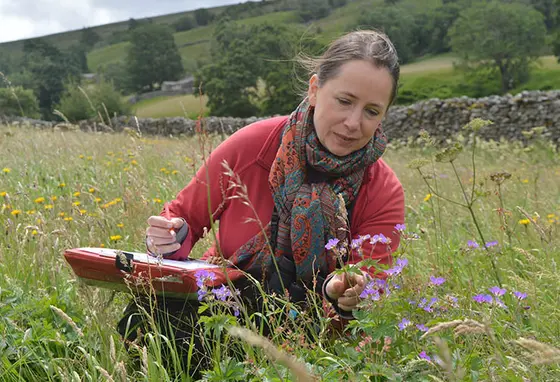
left=2, top=90, right=559, bottom=144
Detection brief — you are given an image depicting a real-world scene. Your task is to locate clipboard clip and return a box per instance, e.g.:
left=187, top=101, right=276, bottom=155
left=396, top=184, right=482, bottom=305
left=115, top=251, right=134, bottom=273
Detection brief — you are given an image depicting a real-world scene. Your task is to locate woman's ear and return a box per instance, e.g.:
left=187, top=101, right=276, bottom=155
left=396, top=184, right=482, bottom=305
left=307, top=74, right=319, bottom=106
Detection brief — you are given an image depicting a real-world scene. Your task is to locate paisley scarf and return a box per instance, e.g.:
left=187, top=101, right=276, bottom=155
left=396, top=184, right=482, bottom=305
left=229, top=97, right=387, bottom=285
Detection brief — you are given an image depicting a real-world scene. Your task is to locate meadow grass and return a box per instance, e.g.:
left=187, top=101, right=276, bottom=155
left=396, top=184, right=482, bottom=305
left=132, top=94, right=208, bottom=119
left=0, top=121, right=559, bottom=381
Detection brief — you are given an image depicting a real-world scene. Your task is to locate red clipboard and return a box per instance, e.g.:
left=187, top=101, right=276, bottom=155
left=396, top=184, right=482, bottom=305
left=63, top=247, right=224, bottom=299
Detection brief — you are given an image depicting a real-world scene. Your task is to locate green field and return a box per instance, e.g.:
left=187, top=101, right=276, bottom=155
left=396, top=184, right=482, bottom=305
left=132, top=94, right=208, bottom=119
left=0, top=123, right=559, bottom=380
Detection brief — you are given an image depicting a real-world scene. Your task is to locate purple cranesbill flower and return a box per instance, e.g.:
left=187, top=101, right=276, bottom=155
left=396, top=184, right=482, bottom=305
left=325, top=238, right=339, bottom=250
left=351, top=238, right=362, bottom=249
left=419, top=351, right=431, bottom=361
left=397, top=318, right=411, bottom=331
left=212, top=285, right=232, bottom=302
left=429, top=276, right=446, bottom=286
left=492, top=298, right=507, bottom=308
left=473, top=294, right=493, bottom=303
left=385, top=257, right=409, bottom=276
left=396, top=258, right=408, bottom=268
left=395, top=223, right=406, bottom=232
left=197, top=288, right=208, bottom=301
left=467, top=240, right=479, bottom=249
left=359, top=281, right=380, bottom=300
left=485, top=241, right=499, bottom=248
left=423, top=297, right=438, bottom=313
left=513, top=291, right=527, bottom=300
left=194, top=269, right=216, bottom=288
left=418, top=298, right=428, bottom=308
left=489, top=286, right=506, bottom=297
left=416, top=324, right=429, bottom=332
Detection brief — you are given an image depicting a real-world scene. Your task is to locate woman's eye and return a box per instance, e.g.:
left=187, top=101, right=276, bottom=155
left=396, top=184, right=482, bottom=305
left=337, top=98, right=351, bottom=105
left=366, top=109, right=379, bottom=117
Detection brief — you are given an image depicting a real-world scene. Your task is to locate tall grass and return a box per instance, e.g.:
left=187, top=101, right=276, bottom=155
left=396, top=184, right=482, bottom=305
left=0, top=117, right=559, bottom=380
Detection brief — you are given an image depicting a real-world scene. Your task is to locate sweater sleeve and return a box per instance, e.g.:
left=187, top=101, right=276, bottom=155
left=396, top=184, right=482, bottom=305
left=350, top=161, right=405, bottom=277
left=155, top=132, right=245, bottom=260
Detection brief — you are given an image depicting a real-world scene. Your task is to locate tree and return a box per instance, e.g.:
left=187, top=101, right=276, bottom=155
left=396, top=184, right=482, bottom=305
left=173, top=15, right=196, bottom=32
left=126, top=24, right=184, bottom=92
left=194, top=8, right=213, bottom=26
left=448, top=1, right=547, bottom=93
left=79, top=27, right=101, bottom=50
left=196, top=19, right=322, bottom=117
left=298, top=0, right=331, bottom=22
left=0, top=86, right=40, bottom=118
left=553, top=30, right=560, bottom=63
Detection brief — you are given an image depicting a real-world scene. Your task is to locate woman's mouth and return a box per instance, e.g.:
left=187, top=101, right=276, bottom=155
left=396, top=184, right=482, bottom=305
left=333, top=132, right=357, bottom=143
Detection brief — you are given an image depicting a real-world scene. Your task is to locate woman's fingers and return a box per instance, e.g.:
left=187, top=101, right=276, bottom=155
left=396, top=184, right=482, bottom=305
left=146, top=226, right=176, bottom=238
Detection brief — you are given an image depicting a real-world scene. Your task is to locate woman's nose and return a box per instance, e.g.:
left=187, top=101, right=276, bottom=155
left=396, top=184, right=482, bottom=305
left=344, top=107, right=361, bottom=131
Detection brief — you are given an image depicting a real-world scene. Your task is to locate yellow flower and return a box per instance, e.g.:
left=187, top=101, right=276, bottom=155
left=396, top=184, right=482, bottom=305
left=123, top=167, right=130, bottom=172
left=518, top=219, right=531, bottom=225
left=59, top=182, right=66, bottom=188
left=35, top=197, right=45, bottom=204
left=117, top=223, right=124, bottom=228
left=2, top=168, right=11, bottom=173
left=106, top=161, right=112, bottom=166
left=51, top=196, right=57, bottom=201
left=153, top=198, right=162, bottom=204
left=184, top=156, right=193, bottom=163
left=100, top=243, right=105, bottom=248
left=547, top=214, right=556, bottom=219
left=73, top=201, right=81, bottom=206
left=94, top=197, right=102, bottom=203
left=59, top=212, right=65, bottom=217
left=160, top=167, right=168, bottom=172
left=64, top=217, right=73, bottom=221
left=73, top=191, right=81, bottom=197
left=117, top=158, right=123, bottom=163
left=79, top=154, right=85, bottom=159
left=44, top=204, right=53, bottom=210
left=89, top=212, right=98, bottom=217
left=130, top=160, right=138, bottom=165
left=424, top=193, right=432, bottom=202
left=110, top=235, right=122, bottom=241
left=11, top=209, right=21, bottom=216
left=521, top=179, right=529, bottom=184
left=0, top=191, right=6, bottom=197
left=26, top=210, right=36, bottom=215
left=87, top=156, right=93, bottom=161
left=36, top=218, right=44, bottom=224
left=79, top=209, right=87, bottom=215
left=32, top=230, right=38, bottom=235
left=114, top=197, right=122, bottom=202
left=88, top=188, right=95, bottom=193
left=107, top=151, right=114, bottom=156
left=171, top=170, right=179, bottom=175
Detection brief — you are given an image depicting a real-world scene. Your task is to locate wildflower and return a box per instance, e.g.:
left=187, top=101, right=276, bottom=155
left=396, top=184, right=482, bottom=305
left=513, top=291, right=527, bottom=300
left=123, top=167, right=130, bottom=172
left=2, top=168, right=11, bottom=173
left=398, top=318, right=411, bottom=331
left=79, top=154, right=85, bottom=159
left=86, top=156, right=92, bottom=161
left=32, top=230, right=38, bottom=235
left=51, top=196, right=57, bottom=201
left=385, top=257, right=408, bottom=276
left=73, top=201, right=81, bottom=207
left=325, top=238, right=339, bottom=250
left=360, top=282, right=381, bottom=301
left=467, top=240, right=479, bottom=249
left=371, top=233, right=390, bottom=245
left=153, top=198, right=162, bottom=204
left=547, top=213, right=556, bottom=219
left=212, top=285, right=232, bottom=302
left=419, top=351, right=431, bottom=361
left=519, top=219, right=530, bottom=225
left=434, top=143, right=463, bottom=163
left=0, top=192, right=6, bottom=197
left=64, top=217, right=73, bottom=221
left=110, top=235, right=122, bottom=241
left=35, top=197, right=45, bottom=204
left=131, top=160, right=138, bottom=165
left=11, top=209, right=21, bottom=216
left=171, top=170, right=179, bottom=175
left=160, top=167, right=167, bottom=173
left=73, top=192, right=81, bottom=197
left=485, top=241, right=499, bottom=248
left=464, top=118, right=493, bottom=132
left=424, top=193, right=432, bottom=202
left=407, top=158, right=430, bottom=170
left=117, top=223, right=124, bottom=228
left=489, top=286, right=506, bottom=297
left=79, top=209, right=87, bottom=215
left=423, top=297, right=439, bottom=313
left=26, top=210, right=36, bottom=215
left=58, top=182, right=66, bottom=188
left=44, top=204, right=53, bottom=210
left=394, top=223, right=406, bottom=232
left=429, top=276, right=446, bottom=286
left=59, top=212, right=65, bottom=217
left=416, top=324, right=429, bottom=332
left=194, top=269, right=217, bottom=288
left=88, top=188, right=95, bottom=193
left=473, top=294, right=493, bottom=304
left=95, top=197, right=102, bottom=203
left=521, top=179, right=529, bottom=184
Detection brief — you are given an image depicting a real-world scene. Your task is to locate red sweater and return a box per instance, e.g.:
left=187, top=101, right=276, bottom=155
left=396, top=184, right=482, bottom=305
left=162, top=116, right=405, bottom=276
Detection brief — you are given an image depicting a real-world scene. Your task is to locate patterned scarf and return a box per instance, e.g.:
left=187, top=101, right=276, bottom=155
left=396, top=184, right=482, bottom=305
left=230, top=97, right=387, bottom=284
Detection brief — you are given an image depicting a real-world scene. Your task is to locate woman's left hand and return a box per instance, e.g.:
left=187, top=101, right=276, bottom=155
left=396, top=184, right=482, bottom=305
left=325, top=270, right=367, bottom=311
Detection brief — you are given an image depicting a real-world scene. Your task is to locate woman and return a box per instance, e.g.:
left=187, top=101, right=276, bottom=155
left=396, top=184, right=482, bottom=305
left=118, top=29, right=405, bottom=372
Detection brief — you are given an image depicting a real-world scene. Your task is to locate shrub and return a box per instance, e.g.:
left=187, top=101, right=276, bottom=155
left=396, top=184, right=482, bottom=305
left=0, top=86, right=40, bottom=118
left=56, top=80, right=131, bottom=122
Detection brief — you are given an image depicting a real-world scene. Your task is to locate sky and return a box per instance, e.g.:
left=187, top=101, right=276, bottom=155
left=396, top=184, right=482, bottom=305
left=0, top=0, right=257, bottom=44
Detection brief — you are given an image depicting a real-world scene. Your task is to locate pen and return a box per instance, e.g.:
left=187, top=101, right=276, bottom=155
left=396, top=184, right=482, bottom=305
left=164, top=202, right=176, bottom=238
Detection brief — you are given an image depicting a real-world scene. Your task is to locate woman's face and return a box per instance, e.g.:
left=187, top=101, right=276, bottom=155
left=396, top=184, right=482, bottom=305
left=307, top=60, right=394, bottom=157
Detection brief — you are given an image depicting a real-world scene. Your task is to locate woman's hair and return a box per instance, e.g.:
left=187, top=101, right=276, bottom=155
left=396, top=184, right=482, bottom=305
left=298, top=29, right=400, bottom=108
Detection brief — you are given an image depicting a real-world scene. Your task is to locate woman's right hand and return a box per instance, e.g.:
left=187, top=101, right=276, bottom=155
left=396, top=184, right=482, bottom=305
left=145, top=215, right=186, bottom=256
